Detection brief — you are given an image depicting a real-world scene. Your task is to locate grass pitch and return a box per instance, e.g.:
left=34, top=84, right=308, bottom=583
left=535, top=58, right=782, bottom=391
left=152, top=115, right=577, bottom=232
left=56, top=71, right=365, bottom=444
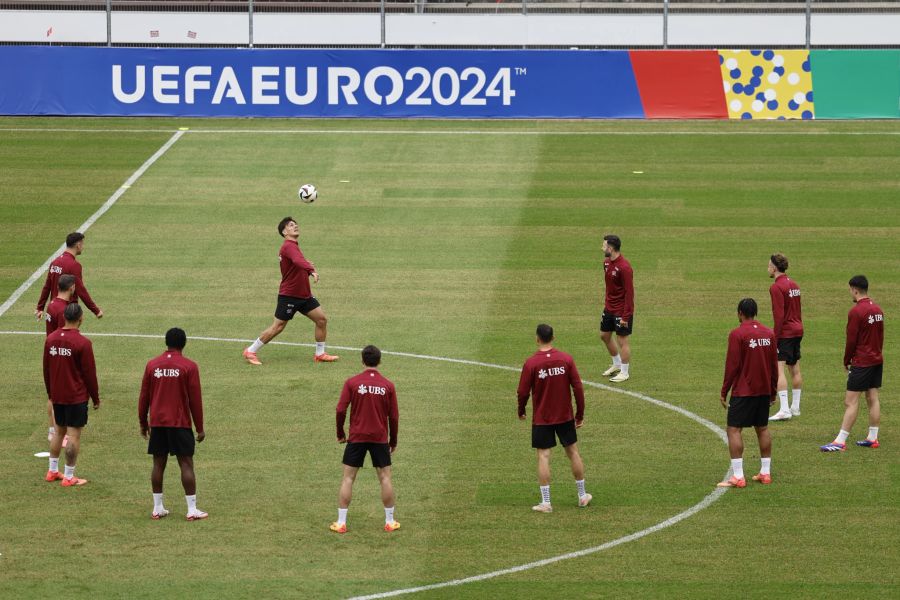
left=0, top=118, right=898, bottom=599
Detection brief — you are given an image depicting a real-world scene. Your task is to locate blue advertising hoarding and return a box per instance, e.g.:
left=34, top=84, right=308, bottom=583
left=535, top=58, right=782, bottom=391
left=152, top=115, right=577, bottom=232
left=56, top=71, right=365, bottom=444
left=0, top=47, right=645, bottom=118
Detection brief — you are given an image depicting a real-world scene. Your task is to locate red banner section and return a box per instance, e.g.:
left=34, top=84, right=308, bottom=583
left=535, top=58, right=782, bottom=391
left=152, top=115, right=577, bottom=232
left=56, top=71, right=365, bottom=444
left=629, top=50, right=727, bottom=119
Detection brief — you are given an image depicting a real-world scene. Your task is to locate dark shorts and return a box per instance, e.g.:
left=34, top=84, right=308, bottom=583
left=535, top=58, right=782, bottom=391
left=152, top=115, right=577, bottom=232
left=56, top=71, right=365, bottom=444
left=53, top=402, right=88, bottom=428
left=777, top=337, right=802, bottom=365
left=147, top=427, right=195, bottom=457
left=343, top=442, right=392, bottom=468
left=274, top=294, right=320, bottom=321
left=847, top=364, right=883, bottom=392
left=600, top=310, right=633, bottom=336
left=532, top=420, right=578, bottom=449
left=727, top=395, right=771, bottom=428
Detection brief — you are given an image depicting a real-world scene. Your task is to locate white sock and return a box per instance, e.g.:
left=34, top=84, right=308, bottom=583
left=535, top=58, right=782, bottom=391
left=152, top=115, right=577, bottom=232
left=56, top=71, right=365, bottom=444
left=791, top=389, right=801, bottom=411
left=540, top=485, right=551, bottom=505
left=248, top=338, right=265, bottom=353
left=49, top=457, right=59, bottom=472
left=777, top=390, right=789, bottom=413
left=620, top=363, right=630, bottom=376
left=186, top=494, right=197, bottom=513
left=760, top=457, right=771, bottom=475
left=153, top=493, right=164, bottom=512
left=384, top=506, right=395, bottom=524
left=868, top=427, right=879, bottom=441
left=835, top=430, right=850, bottom=445
left=315, top=342, right=326, bottom=356
left=338, top=507, right=348, bottom=525
left=576, top=479, right=586, bottom=498
left=64, top=465, right=75, bottom=479
left=612, top=354, right=622, bottom=367
left=730, top=458, right=744, bottom=480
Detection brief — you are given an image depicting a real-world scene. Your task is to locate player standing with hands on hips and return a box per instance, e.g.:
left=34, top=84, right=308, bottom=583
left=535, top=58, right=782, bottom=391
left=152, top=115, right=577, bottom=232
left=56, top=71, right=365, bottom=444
left=518, top=324, right=591, bottom=512
left=718, top=299, right=778, bottom=488
left=820, top=276, right=885, bottom=452
left=599, top=235, right=634, bottom=383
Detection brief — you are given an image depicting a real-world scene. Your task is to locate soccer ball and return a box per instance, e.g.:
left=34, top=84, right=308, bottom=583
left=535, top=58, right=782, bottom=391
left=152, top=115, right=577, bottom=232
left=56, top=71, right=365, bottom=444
left=298, top=184, right=317, bottom=203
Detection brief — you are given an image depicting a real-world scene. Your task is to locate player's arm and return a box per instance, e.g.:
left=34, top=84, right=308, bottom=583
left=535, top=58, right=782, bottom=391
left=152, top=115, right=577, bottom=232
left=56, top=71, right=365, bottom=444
left=73, top=264, right=102, bottom=318
left=35, top=273, right=52, bottom=319
left=336, top=382, right=350, bottom=442
left=843, top=311, right=859, bottom=369
left=43, top=339, right=52, bottom=400
left=387, top=386, right=399, bottom=452
left=188, top=364, right=205, bottom=442
left=721, top=331, right=741, bottom=407
left=289, top=244, right=318, bottom=282
left=569, top=359, right=585, bottom=426
left=621, top=263, right=635, bottom=323
left=81, top=341, right=100, bottom=409
left=769, top=285, right=784, bottom=339
left=768, top=343, right=779, bottom=404
left=138, top=364, right=152, bottom=438
left=516, top=363, right=532, bottom=420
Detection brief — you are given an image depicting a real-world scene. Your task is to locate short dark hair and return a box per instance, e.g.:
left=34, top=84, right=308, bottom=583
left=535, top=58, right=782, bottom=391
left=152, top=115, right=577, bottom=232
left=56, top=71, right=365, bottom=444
left=57, top=274, right=76, bottom=292
left=66, top=232, right=84, bottom=248
left=278, top=217, right=295, bottom=237
left=165, top=327, right=187, bottom=350
left=770, top=253, right=789, bottom=273
left=536, top=323, right=554, bottom=343
left=849, top=275, right=869, bottom=292
left=362, top=345, right=381, bottom=367
left=603, top=235, right=621, bottom=252
left=63, top=303, right=83, bottom=322
left=737, top=298, right=758, bottom=319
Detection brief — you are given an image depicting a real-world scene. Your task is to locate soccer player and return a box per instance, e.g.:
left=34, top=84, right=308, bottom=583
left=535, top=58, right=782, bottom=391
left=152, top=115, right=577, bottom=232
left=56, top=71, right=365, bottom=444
left=331, top=345, right=399, bottom=533
left=518, top=324, right=591, bottom=512
left=35, top=232, right=103, bottom=322
left=820, top=276, right=884, bottom=452
left=43, top=304, right=100, bottom=487
left=44, top=274, right=76, bottom=445
left=138, top=327, right=207, bottom=520
left=718, top=299, right=778, bottom=488
left=599, top=234, right=634, bottom=383
left=243, top=217, right=338, bottom=365
left=767, top=253, right=804, bottom=421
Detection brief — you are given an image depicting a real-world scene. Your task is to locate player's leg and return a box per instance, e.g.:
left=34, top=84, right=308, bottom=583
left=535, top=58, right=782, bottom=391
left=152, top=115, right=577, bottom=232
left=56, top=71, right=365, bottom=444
left=376, top=464, right=400, bottom=531
left=534, top=448, right=553, bottom=511
left=821, top=390, right=860, bottom=451
left=61, top=425, right=86, bottom=486
left=717, top=424, right=746, bottom=487
left=563, top=441, right=591, bottom=507
left=47, top=400, right=55, bottom=442
left=857, top=387, right=881, bottom=447
left=46, top=422, right=66, bottom=481
left=788, top=362, right=803, bottom=416
left=244, top=317, right=288, bottom=365
left=151, top=454, right=169, bottom=519
left=305, top=306, right=338, bottom=362
left=771, top=360, right=792, bottom=420
left=331, top=464, right=358, bottom=533
left=177, top=455, right=206, bottom=520
left=599, top=311, right=622, bottom=376
left=609, top=332, right=631, bottom=382
left=751, top=425, right=772, bottom=484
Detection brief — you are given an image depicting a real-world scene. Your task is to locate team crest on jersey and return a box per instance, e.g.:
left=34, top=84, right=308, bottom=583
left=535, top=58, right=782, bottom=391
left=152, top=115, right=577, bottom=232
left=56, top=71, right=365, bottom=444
left=358, top=384, right=386, bottom=395
left=868, top=314, right=883, bottom=325
left=748, top=338, right=771, bottom=349
left=538, top=366, right=566, bottom=379
left=357, top=384, right=368, bottom=395
left=154, top=368, right=181, bottom=379
left=538, top=369, right=548, bottom=379
left=48, top=346, right=71, bottom=357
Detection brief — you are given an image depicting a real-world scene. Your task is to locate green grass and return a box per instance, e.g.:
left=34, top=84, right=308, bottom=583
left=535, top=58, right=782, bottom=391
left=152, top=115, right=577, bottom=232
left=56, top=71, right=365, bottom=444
left=0, top=118, right=898, bottom=599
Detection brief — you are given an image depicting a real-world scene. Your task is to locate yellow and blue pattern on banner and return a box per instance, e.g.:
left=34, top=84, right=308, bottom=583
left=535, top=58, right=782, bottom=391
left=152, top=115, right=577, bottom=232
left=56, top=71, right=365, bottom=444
left=719, top=50, right=815, bottom=120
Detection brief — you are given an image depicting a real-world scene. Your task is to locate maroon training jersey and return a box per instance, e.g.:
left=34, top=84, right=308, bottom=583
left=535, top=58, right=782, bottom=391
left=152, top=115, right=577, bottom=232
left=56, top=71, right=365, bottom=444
left=721, top=320, right=778, bottom=398
left=43, top=328, right=99, bottom=406
left=138, top=349, right=204, bottom=431
left=517, top=348, right=585, bottom=425
left=36, top=251, right=100, bottom=315
left=844, top=298, right=884, bottom=368
left=45, top=297, right=68, bottom=336
left=278, top=239, right=316, bottom=299
left=336, top=369, right=399, bottom=446
left=769, top=274, right=803, bottom=339
left=603, top=255, right=634, bottom=319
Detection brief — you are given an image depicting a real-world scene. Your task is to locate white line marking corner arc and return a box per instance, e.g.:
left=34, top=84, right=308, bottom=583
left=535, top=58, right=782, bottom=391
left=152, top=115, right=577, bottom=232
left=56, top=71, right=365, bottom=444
left=0, top=328, right=729, bottom=598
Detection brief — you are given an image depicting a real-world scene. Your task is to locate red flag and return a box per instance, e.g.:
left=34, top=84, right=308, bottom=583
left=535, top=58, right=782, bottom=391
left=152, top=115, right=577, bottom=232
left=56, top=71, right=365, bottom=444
left=150, top=30, right=159, bottom=38
left=187, top=30, right=197, bottom=39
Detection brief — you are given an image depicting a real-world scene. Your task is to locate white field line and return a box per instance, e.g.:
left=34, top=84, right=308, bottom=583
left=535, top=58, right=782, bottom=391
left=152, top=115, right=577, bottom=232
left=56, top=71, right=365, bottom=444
left=0, top=130, right=185, bottom=318
left=1, top=127, right=900, bottom=137
left=0, top=328, right=731, bottom=597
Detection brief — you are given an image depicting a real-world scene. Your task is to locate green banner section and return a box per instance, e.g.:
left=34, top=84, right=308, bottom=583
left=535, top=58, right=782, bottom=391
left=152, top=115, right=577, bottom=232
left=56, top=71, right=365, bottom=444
left=811, top=50, right=900, bottom=119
